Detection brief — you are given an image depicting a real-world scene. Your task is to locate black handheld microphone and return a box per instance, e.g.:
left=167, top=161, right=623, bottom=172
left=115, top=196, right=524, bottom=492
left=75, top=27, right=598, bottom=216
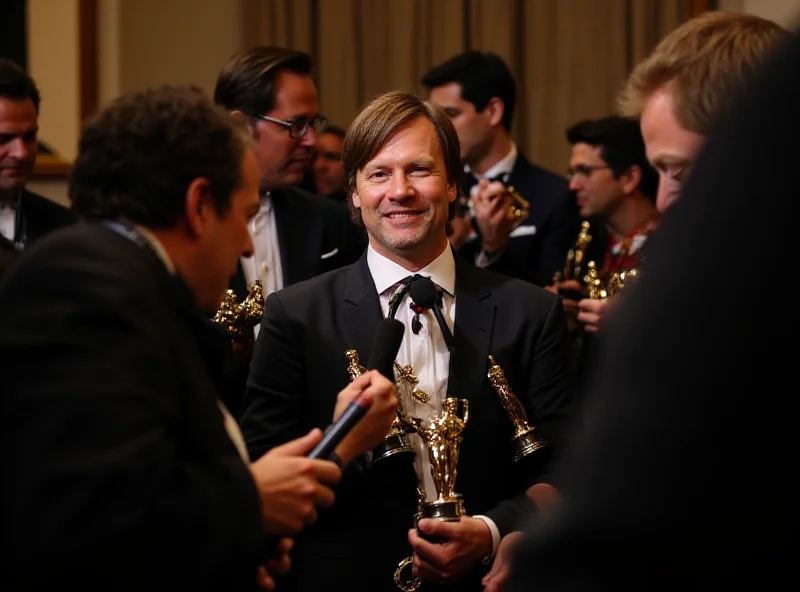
left=307, top=318, right=404, bottom=460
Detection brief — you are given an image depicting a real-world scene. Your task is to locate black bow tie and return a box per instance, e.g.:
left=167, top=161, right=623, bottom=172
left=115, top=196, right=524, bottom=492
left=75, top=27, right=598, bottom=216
left=387, top=275, right=453, bottom=351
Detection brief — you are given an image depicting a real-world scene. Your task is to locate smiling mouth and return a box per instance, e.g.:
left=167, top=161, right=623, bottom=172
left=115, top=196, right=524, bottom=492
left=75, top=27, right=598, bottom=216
left=384, top=211, right=424, bottom=219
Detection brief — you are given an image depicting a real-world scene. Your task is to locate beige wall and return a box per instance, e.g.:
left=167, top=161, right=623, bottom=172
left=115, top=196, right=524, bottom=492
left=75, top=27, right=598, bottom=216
left=718, top=0, right=800, bottom=27
left=27, top=0, right=245, bottom=205
left=27, top=0, right=81, bottom=162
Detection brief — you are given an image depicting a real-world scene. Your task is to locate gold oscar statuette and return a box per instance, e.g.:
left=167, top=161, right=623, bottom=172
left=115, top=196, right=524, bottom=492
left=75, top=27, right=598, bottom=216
left=554, top=220, right=592, bottom=284
left=606, top=267, right=641, bottom=297
left=583, top=261, right=609, bottom=300
left=394, top=398, right=470, bottom=592
left=212, top=280, right=265, bottom=343
left=487, top=355, right=549, bottom=462
left=462, top=184, right=530, bottom=230
left=344, top=351, right=415, bottom=461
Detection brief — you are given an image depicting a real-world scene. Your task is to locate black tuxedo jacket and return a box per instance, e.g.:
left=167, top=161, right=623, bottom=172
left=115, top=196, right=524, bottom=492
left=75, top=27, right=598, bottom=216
left=508, top=30, right=800, bottom=591
left=459, top=153, right=579, bottom=287
left=239, top=251, right=574, bottom=592
left=0, top=188, right=76, bottom=253
left=2, top=222, right=263, bottom=591
left=230, top=185, right=366, bottom=299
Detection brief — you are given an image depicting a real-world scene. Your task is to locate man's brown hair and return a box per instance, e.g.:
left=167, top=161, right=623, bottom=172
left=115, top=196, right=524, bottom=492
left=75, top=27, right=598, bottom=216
left=342, top=90, right=462, bottom=226
left=618, top=11, right=789, bottom=135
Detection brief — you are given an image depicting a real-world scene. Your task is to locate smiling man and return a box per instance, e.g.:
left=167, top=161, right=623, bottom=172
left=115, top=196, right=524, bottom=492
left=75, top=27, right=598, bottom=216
left=239, top=90, right=574, bottom=592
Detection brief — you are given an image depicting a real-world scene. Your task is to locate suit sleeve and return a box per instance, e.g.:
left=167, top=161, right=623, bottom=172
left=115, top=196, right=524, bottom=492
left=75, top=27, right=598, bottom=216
left=240, top=291, right=309, bottom=460
left=483, top=293, right=574, bottom=535
left=531, top=190, right=580, bottom=286
left=5, top=248, right=263, bottom=587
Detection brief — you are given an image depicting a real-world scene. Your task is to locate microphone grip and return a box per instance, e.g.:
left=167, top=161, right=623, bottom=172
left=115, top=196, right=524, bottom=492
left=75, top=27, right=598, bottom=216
left=307, top=398, right=369, bottom=460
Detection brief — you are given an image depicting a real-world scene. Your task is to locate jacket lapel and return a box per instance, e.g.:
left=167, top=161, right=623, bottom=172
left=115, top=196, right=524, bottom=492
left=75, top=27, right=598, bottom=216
left=272, top=189, right=322, bottom=287
left=342, top=252, right=384, bottom=363
left=448, top=255, right=494, bottom=402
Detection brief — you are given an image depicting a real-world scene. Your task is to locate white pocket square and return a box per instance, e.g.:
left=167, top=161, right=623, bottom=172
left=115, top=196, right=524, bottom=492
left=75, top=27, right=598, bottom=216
left=320, top=248, right=339, bottom=260
left=509, top=225, right=537, bottom=237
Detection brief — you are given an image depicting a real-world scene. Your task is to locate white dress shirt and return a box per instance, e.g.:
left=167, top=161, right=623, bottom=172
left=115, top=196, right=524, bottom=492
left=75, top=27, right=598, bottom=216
left=242, top=192, right=284, bottom=299
left=241, top=193, right=283, bottom=339
left=1, top=203, right=17, bottom=243
left=366, top=243, right=500, bottom=558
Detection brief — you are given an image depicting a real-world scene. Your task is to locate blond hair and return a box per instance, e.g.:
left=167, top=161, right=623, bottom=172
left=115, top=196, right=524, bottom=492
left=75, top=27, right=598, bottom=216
left=618, top=11, right=788, bottom=135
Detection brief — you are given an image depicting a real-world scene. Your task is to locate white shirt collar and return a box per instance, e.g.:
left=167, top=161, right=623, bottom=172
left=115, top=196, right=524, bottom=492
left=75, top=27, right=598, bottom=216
left=367, top=243, right=456, bottom=297
left=465, top=142, right=518, bottom=180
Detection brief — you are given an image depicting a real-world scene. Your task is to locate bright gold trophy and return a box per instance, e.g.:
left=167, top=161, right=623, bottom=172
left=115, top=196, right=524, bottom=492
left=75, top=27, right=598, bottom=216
left=606, top=267, right=641, bottom=297
left=487, top=355, right=549, bottom=461
left=343, top=350, right=415, bottom=460
left=212, top=280, right=265, bottom=343
left=462, top=184, right=530, bottom=230
left=584, top=261, right=609, bottom=300
left=394, top=397, right=470, bottom=592
left=553, top=220, right=592, bottom=284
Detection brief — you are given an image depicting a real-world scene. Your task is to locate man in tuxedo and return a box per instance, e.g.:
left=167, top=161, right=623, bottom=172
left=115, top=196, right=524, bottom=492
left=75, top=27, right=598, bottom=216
left=0, top=58, right=74, bottom=256
left=575, top=11, right=788, bottom=334
left=421, top=51, right=579, bottom=287
left=239, top=90, right=573, bottom=592
left=505, top=21, right=799, bottom=590
left=2, top=85, right=397, bottom=590
left=213, top=46, right=365, bottom=303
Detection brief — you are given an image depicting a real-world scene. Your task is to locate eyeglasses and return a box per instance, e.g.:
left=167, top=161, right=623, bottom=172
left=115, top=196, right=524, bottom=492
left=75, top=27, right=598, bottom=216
left=252, top=114, right=328, bottom=139
left=566, top=164, right=612, bottom=181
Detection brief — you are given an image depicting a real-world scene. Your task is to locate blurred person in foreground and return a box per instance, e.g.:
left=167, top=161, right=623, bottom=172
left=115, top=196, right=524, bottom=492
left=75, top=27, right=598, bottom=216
left=482, top=11, right=791, bottom=592
left=502, top=17, right=799, bottom=592
left=2, top=84, right=395, bottom=591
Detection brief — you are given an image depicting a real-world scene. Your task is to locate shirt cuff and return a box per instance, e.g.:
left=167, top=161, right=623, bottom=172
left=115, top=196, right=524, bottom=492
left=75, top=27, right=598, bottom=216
left=473, top=515, right=501, bottom=563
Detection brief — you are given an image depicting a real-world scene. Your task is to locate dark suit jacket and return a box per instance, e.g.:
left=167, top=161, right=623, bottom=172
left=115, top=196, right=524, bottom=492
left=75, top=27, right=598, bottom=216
left=230, top=185, right=366, bottom=299
left=508, top=30, right=800, bottom=590
left=2, top=222, right=263, bottom=591
left=0, top=188, right=76, bottom=253
left=458, top=153, right=579, bottom=287
left=239, top=251, right=574, bottom=592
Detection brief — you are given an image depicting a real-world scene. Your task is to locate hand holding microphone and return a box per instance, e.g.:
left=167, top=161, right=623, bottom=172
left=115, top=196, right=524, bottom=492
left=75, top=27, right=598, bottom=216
left=312, top=318, right=403, bottom=465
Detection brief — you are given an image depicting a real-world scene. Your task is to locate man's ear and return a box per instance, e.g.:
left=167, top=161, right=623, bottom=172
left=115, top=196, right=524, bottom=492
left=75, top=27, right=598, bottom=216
left=184, top=177, right=214, bottom=238
left=484, top=97, right=505, bottom=128
left=446, top=181, right=457, bottom=204
left=620, top=165, right=642, bottom=195
left=230, top=109, right=256, bottom=136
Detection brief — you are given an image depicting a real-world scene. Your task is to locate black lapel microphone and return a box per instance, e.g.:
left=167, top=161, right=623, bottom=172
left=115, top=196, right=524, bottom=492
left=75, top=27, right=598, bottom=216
left=307, top=317, right=404, bottom=460
left=409, top=276, right=454, bottom=352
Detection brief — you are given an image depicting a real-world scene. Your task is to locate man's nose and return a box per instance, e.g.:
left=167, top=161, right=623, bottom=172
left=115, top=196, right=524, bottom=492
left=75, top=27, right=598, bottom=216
left=8, top=138, right=31, bottom=159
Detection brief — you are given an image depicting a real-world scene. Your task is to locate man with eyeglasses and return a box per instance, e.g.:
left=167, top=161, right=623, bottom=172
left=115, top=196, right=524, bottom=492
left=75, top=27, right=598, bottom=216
left=213, top=47, right=366, bottom=417
left=548, top=117, right=658, bottom=327
left=214, top=46, right=365, bottom=311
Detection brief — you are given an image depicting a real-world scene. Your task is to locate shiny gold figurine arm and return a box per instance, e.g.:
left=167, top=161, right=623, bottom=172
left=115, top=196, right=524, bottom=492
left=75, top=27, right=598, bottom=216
left=212, top=281, right=265, bottom=343
left=583, top=261, right=608, bottom=300
left=487, top=355, right=548, bottom=461
left=344, top=349, right=367, bottom=381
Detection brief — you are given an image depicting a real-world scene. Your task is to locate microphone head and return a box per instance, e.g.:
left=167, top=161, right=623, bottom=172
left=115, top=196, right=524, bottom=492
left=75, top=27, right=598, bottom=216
left=367, top=318, right=404, bottom=381
left=409, top=276, right=437, bottom=308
